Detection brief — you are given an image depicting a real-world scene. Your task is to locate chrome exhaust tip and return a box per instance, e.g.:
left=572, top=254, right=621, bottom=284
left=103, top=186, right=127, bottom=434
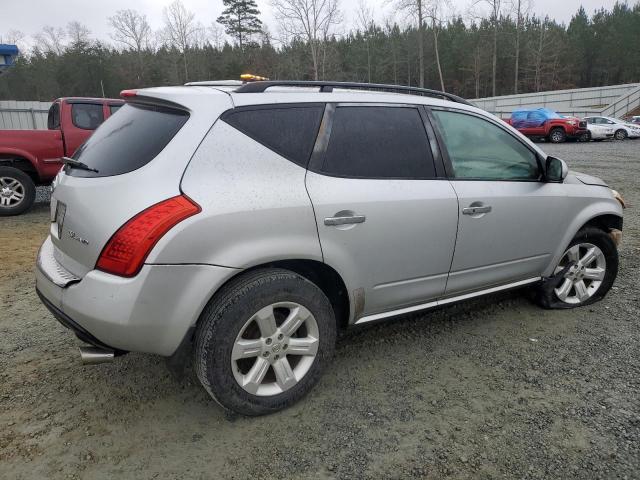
left=79, top=346, right=115, bottom=365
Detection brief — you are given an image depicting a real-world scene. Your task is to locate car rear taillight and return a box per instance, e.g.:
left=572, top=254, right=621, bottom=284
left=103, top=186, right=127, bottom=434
left=96, top=195, right=200, bottom=277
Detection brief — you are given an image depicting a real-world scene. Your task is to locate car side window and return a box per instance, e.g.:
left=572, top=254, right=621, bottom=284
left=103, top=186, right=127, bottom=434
left=222, top=105, right=324, bottom=167
left=47, top=103, right=60, bottom=130
left=71, top=103, right=105, bottom=130
left=433, top=110, right=540, bottom=181
left=320, top=106, right=436, bottom=179
left=109, top=105, right=122, bottom=115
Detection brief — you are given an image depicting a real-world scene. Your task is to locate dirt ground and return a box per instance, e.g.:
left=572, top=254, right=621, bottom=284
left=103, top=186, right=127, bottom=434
left=1, top=141, right=638, bottom=479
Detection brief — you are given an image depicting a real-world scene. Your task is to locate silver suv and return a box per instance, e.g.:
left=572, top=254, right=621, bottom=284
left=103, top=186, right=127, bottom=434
left=36, top=81, right=625, bottom=415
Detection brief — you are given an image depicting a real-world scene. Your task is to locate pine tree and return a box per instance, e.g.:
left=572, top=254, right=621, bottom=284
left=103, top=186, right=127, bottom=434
left=216, top=0, right=262, bottom=50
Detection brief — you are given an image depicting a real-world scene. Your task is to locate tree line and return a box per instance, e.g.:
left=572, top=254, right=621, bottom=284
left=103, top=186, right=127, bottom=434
left=0, top=0, right=638, bottom=102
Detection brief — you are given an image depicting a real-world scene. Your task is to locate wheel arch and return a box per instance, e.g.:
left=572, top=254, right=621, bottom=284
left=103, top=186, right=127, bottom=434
left=543, top=206, right=623, bottom=278
left=0, top=151, right=40, bottom=183
left=196, top=259, right=352, bottom=334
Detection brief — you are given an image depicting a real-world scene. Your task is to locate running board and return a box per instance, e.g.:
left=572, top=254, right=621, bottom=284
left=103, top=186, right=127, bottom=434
left=354, top=277, right=541, bottom=325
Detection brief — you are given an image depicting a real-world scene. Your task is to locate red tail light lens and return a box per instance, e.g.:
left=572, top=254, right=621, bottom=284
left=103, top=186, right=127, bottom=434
left=96, top=195, right=201, bottom=277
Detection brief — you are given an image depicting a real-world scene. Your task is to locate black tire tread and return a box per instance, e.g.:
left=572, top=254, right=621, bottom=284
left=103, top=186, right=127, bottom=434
left=194, top=268, right=336, bottom=416
left=536, top=227, right=618, bottom=309
left=0, top=166, right=36, bottom=216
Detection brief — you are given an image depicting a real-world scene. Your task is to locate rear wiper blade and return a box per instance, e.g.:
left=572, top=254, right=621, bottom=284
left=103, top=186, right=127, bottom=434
left=62, top=156, right=99, bottom=173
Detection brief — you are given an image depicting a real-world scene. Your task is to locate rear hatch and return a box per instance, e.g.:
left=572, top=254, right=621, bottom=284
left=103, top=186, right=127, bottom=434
left=49, top=87, right=232, bottom=277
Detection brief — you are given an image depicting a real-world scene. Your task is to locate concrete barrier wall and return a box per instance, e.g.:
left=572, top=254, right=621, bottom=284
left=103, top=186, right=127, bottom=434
left=472, top=83, right=640, bottom=118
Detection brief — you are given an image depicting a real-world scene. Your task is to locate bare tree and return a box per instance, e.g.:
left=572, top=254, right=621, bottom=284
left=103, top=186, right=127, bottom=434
left=393, top=0, right=425, bottom=87
left=510, top=0, right=532, bottom=94
left=208, top=22, right=226, bottom=49
left=163, top=0, right=199, bottom=82
left=67, top=21, right=91, bottom=46
left=356, top=0, right=375, bottom=82
left=33, top=26, right=67, bottom=54
left=109, top=9, right=151, bottom=82
left=473, top=0, right=502, bottom=97
left=109, top=10, right=151, bottom=52
left=393, top=0, right=448, bottom=90
left=425, top=0, right=448, bottom=92
left=271, top=0, right=342, bottom=80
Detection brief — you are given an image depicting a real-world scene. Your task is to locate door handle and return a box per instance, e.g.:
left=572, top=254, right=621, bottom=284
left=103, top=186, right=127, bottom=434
left=324, top=215, right=366, bottom=226
left=462, top=205, right=492, bottom=215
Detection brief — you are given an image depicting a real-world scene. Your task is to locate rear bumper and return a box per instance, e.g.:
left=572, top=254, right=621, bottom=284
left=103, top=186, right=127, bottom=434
left=36, top=236, right=238, bottom=356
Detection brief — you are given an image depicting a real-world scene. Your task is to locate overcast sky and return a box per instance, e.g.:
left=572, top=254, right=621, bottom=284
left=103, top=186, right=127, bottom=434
left=2, top=0, right=639, bottom=48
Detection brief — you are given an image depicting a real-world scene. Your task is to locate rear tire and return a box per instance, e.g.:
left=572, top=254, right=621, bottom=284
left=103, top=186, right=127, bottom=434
left=549, top=128, right=567, bottom=143
left=194, top=268, right=336, bottom=416
left=536, top=227, right=618, bottom=309
left=0, top=166, right=36, bottom=216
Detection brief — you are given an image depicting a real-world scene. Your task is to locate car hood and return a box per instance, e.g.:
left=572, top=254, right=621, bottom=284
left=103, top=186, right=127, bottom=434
left=566, top=170, right=609, bottom=187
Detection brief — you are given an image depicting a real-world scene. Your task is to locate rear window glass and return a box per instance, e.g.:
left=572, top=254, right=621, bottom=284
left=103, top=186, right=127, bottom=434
left=222, top=106, right=324, bottom=167
left=68, top=103, right=188, bottom=178
left=71, top=103, right=104, bottom=130
left=109, top=105, right=122, bottom=115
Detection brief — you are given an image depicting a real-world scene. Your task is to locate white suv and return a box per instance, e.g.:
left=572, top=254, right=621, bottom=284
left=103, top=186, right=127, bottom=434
left=584, top=115, right=640, bottom=140
left=36, top=81, right=625, bottom=415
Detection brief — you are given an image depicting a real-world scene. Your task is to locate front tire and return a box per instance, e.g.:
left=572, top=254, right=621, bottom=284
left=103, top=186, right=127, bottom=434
left=194, top=269, right=336, bottom=416
left=0, top=166, right=36, bottom=216
left=549, top=128, right=567, bottom=143
left=614, top=129, right=627, bottom=140
left=536, top=227, right=618, bottom=309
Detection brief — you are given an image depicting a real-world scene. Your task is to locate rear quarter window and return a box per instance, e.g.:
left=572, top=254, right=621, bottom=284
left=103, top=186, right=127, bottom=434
left=221, top=105, right=324, bottom=167
left=68, top=103, right=189, bottom=178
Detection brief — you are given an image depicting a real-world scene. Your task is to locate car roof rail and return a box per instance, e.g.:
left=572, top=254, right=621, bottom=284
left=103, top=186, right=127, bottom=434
left=233, top=80, right=473, bottom=106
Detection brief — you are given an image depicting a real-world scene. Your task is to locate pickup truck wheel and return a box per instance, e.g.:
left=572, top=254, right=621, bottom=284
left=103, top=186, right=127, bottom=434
left=614, top=129, right=627, bottom=140
left=0, top=166, right=36, bottom=216
left=194, top=268, right=336, bottom=416
left=549, top=128, right=567, bottom=143
left=535, top=227, right=618, bottom=309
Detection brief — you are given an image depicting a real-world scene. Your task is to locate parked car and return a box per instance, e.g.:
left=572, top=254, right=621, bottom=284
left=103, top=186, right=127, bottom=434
left=629, top=116, right=640, bottom=125
left=585, top=122, right=615, bottom=141
left=506, top=108, right=589, bottom=143
left=36, top=80, right=625, bottom=416
left=584, top=116, right=640, bottom=140
left=0, top=97, right=123, bottom=215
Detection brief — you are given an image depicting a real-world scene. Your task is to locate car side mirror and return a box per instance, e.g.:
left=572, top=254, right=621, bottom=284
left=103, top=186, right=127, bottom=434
left=546, top=156, right=568, bottom=182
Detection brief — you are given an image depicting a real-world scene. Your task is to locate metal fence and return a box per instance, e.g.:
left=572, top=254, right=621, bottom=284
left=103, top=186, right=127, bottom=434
left=0, top=100, right=51, bottom=129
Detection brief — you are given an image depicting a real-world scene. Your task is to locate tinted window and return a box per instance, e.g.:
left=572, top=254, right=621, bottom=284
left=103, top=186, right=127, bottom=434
left=109, top=105, right=122, bottom=115
left=71, top=103, right=104, bottom=130
left=223, top=106, right=324, bottom=167
left=68, top=104, right=188, bottom=178
left=433, top=110, right=540, bottom=180
left=47, top=103, right=60, bottom=130
left=321, top=106, right=435, bottom=178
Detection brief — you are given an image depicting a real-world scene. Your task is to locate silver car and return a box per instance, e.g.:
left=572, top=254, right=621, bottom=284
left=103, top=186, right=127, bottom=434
left=36, top=81, right=625, bottom=415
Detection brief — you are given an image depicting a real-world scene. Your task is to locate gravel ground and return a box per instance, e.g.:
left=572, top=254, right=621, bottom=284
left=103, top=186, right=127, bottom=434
left=1, top=140, right=638, bottom=479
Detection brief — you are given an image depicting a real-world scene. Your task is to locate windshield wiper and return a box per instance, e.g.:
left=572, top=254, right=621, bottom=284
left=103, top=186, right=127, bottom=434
left=62, top=156, right=99, bottom=173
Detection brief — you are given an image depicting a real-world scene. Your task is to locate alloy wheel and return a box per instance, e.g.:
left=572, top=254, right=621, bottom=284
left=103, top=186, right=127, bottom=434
left=0, top=176, right=25, bottom=208
left=231, top=302, right=319, bottom=397
left=614, top=129, right=627, bottom=140
left=554, top=243, right=606, bottom=305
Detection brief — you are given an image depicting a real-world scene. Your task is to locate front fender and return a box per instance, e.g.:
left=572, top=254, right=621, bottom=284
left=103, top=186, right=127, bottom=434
left=543, top=196, right=623, bottom=277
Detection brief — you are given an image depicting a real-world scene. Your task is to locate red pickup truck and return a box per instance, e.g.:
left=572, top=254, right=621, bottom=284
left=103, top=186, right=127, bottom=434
left=0, top=97, right=123, bottom=215
left=505, top=108, right=588, bottom=143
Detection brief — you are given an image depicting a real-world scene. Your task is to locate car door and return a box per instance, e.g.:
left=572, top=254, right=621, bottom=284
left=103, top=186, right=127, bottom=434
left=306, top=104, right=459, bottom=319
left=428, top=108, right=569, bottom=296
